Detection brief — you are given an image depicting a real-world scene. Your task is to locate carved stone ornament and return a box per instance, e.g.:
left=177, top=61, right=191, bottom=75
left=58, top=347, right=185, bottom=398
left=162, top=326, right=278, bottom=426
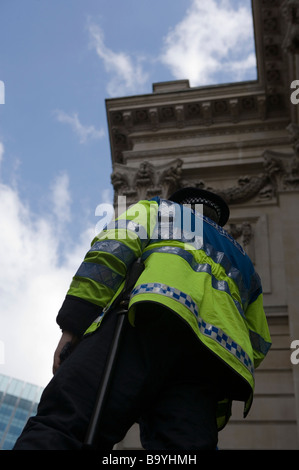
left=190, top=125, right=299, bottom=204
left=226, top=221, right=256, bottom=262
left=216, top=174, right=271, bottom=205
left=228, top=222, right=254, bottom=248
left=197, top=150, right=299, bottom=205
left=180, top=171, right=274, bottom=206
left=281, top=0, right=299, bottom=54
left=111, top=159, right=183, bottom=205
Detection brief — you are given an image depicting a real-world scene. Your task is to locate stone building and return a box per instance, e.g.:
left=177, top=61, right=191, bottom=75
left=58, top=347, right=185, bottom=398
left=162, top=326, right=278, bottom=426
left=105, top=0, right=299, bottom=449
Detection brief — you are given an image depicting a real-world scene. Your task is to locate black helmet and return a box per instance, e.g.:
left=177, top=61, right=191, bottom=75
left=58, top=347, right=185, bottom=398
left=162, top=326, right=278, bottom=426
left=168, top=187, right=230, bottom=227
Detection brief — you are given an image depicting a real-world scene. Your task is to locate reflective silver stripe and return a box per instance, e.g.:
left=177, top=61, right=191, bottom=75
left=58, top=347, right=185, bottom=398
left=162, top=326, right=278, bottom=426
left=131, top=282, right=254, bottom=376
left=89, top=240, right=136, bottom=266
left=249, top=329, right=271, bottom=356
left=75, top=262, right=123, bottom=291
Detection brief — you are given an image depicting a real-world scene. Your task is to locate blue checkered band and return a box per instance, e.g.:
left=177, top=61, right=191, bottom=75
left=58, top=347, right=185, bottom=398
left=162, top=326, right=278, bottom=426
left=131, top=282, right=254, bottom=376
left=200, top=318, right=254, bottom=376
left=130, top=282, right=199, bottom=318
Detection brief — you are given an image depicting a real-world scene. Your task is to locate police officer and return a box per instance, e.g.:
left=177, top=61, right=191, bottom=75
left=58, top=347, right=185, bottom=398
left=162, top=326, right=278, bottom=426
left=13, top=188, right=271, bottom=450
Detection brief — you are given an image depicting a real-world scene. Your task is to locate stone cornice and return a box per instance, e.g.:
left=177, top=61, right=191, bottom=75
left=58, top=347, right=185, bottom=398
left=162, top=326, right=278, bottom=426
left=123, top=118, right=291, bottom=149
left=107, top=89, right=287, bottom=164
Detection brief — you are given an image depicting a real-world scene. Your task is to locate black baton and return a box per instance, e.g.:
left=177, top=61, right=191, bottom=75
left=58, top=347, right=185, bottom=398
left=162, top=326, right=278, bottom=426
left=83, top=257, right=144, bottom=450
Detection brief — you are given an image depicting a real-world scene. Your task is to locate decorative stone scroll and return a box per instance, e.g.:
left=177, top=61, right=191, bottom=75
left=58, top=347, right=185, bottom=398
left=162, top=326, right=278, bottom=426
left=228, top=222, right=254, bottom=249
left=192, top=126, right=299, bottom=205
left=181, top=149, right=298, bottom=207
left=111, top=159, right=183, bottom=206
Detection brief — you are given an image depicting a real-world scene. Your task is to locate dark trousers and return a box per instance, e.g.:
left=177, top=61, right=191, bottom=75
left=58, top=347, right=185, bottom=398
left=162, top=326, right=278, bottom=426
left=13, top=308, right=240, bottom=450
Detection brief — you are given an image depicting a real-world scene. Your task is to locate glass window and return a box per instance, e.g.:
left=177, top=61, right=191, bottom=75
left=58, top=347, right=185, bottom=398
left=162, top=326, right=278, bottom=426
left=7, top=379, right=23, bottom=397
left=18, top=398, right=32, bottom=411
left=0, top=375, right=10, bottom=394
left=2, top=434, right=18, bottom=450
left=2, top=394, right=17, bottom=406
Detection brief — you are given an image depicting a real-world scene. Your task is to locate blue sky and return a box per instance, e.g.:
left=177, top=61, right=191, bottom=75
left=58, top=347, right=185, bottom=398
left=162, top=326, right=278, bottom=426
left=0, top=0, right=256, bottom=386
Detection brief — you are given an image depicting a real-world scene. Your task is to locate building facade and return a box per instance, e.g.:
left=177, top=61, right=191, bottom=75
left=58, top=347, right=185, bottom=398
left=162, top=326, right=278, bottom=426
left=105, top=0, right=299, bottom=450
left=0, top=374, right=43, bottom=450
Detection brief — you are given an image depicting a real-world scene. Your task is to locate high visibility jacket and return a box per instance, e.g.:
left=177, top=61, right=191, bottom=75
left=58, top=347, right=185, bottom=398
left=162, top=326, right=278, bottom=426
left=57, top=197, right=271, bottom=430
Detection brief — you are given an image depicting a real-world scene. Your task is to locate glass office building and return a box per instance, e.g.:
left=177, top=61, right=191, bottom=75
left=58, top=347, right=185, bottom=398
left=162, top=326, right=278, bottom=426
left=0, top=374, right=43, bottom=450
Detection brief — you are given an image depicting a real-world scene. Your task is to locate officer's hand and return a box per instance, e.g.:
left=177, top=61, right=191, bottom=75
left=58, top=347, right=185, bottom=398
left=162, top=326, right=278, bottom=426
left=52, top=331, right=78, bottom=374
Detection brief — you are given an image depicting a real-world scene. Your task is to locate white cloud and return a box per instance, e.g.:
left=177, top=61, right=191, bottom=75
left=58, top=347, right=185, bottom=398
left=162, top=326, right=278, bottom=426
left=0, top=145, right=98, bottom=386
left=160, top=0, right=256, bottom=86
left=50, top=172, right=72, bottom=225
left=54, top=110, right=105, bottom=144
left=87, top=22, right=149, bottom=97
left=87, top=2, right=256, bottom=95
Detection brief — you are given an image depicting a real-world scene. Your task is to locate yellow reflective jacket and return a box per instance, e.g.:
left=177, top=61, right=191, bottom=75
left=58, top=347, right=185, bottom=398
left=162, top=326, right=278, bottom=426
left=57, top=197, right=271, bottom=430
